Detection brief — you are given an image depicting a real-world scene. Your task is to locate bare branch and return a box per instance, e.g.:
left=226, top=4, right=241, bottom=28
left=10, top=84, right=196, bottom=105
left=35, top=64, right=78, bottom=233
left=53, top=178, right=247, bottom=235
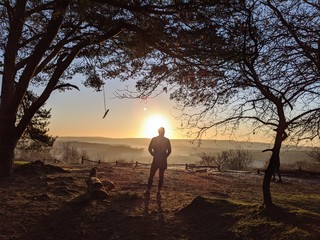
left=54, top=83, right=80, bottom=91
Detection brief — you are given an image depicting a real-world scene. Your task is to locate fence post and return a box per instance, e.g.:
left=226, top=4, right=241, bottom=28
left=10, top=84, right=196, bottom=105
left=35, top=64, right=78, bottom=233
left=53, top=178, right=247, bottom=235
left=81, top=156, right=84, bottom=164
left=98, top=160, right=101, bottom=164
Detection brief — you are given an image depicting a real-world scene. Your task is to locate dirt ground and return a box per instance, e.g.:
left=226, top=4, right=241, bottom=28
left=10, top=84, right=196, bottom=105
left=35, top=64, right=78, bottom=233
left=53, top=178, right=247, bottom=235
left=0, top=162, right=320, bottom=240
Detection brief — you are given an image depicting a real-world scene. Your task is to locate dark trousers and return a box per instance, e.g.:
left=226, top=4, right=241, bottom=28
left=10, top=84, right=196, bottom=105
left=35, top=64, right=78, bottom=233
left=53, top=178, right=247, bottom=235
left=147, top=167, right=165, bottom=191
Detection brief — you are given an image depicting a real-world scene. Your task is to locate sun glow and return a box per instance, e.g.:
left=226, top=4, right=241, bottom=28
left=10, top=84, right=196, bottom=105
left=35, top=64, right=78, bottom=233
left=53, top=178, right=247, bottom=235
left=143, top=114, right=172, bottom=138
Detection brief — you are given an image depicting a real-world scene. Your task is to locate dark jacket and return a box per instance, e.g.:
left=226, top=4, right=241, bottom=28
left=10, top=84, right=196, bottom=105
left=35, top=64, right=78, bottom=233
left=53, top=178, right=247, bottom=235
left=148, top=135, right=171, bottom=169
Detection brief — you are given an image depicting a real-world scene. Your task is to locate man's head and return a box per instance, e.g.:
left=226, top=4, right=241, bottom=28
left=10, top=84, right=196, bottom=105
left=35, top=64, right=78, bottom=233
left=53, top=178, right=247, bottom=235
left=158, top=127, right=165, bottom=136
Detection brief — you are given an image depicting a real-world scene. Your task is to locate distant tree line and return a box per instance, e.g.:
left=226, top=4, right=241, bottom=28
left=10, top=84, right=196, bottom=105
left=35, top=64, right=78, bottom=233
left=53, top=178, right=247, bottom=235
left=16, top=141, right=96, bottom=164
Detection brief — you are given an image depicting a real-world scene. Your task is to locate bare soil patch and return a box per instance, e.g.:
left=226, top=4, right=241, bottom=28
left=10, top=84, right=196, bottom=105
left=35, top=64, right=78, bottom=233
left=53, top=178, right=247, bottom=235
left=0, top=162, right=319, bottom=239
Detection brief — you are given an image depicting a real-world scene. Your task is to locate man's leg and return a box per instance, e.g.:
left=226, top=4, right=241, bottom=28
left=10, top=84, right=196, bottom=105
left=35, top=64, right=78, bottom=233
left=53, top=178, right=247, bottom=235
left=158, top=168, right=165, bottom=195
left=147, top=166, right=157, bottom=193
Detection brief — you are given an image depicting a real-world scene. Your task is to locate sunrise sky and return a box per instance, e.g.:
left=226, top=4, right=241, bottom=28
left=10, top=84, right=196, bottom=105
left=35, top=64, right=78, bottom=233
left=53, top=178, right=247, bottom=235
left=0, top=75, right=269, bottom=141
left=46, top=77, right=185, bottom=139
left=43, top=76, right=270, bottom=142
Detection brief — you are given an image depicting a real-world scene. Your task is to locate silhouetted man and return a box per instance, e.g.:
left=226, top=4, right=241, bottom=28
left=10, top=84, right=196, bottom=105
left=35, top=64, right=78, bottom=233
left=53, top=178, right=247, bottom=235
left=146, top=127, right=171, bottom=197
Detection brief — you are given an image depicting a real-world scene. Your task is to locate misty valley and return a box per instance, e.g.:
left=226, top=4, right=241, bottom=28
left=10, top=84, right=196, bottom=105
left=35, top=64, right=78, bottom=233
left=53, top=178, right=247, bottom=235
left=40, top=137, right=314, bottom=169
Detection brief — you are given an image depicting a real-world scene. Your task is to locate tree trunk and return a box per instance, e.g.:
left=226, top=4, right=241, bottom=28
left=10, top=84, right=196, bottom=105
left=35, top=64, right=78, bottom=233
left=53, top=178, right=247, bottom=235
left=0, top=107, right=19, bottom=177
left=0, top=126, right=18, bottom=177
left=262, top=154, right=276, bottom=207
left=0, top=140, right=16, bottom=177
left=262, top=130, right=283, bottom=207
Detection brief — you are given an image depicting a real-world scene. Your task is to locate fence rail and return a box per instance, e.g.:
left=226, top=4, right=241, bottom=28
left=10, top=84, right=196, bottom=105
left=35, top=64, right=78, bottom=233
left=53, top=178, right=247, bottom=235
left=81, top=156, right=101, bottom=165
left=112, top=161, right=220, bottom=171
left=15, top=157, right=220, bottom=171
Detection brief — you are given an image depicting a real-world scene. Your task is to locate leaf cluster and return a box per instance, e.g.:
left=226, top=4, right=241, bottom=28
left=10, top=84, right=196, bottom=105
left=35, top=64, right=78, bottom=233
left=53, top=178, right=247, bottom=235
left=16, top=91, right=56, bottom=151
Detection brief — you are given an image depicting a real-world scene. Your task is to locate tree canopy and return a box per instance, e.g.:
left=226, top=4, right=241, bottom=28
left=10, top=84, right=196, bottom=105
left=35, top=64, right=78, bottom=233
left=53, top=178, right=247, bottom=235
left=0, top=0, right=195, bottom=176
left=119, top=0, right=320, bottom=206
left=131, top=0, right=320, bottom=144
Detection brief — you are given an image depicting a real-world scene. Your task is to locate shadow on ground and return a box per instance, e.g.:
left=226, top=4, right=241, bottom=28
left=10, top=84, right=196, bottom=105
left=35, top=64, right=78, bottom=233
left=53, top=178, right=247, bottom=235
left=20, top=192, right=320, bottom=240
left=4, top=163, right=320, bottom=240
left=176, top=196, right=320, bottom=240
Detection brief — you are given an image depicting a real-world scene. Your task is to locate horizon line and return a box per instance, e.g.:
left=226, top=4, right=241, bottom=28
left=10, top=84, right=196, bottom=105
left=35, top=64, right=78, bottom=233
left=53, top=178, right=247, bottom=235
left=56, top=135, right=274, bottom=144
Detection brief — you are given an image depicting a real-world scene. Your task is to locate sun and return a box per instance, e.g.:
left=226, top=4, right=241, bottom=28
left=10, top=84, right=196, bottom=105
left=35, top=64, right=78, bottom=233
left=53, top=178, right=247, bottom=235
left=143, top=114, right=172, bottom=138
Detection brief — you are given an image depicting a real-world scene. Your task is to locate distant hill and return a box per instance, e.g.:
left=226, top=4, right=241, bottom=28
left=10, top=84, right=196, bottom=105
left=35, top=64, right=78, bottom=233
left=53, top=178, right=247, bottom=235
left=55, top=137, right=314, bottom=168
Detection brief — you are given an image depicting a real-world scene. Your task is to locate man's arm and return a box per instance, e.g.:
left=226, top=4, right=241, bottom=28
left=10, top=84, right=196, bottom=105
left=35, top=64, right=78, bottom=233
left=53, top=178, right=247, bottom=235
left=148, top=138, right=155, bottom=156
left=166, top=139, right=172, bottom=157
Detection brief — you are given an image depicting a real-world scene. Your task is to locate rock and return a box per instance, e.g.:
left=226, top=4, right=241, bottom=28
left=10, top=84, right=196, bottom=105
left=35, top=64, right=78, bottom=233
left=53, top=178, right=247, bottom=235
left=91, top=189, right=110, bottom=199
left=86, top=177, right=104, bottom=193
left=102, top=179, right=115, bottom=191
left=85, top=168, right=115, bottom=200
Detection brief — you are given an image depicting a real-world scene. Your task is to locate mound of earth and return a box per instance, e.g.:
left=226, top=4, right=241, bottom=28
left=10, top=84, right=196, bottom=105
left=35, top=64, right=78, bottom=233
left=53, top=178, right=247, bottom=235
left=176, top=196, right=242, bottom=239
left=14, top=161, right=69, bottom=176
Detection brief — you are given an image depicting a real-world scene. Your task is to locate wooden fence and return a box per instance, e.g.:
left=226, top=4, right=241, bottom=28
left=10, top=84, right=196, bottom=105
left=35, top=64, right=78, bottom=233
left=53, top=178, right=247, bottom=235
left=113, top=161, right=220, bottom=171
left=16, top=157, right=219, bottom=171
left=81, top=156, right=101, bottom=165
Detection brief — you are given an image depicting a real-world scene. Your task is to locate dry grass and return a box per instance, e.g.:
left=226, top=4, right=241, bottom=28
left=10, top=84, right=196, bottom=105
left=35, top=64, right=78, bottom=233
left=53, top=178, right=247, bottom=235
left=0, top=162, right=319, bottom=239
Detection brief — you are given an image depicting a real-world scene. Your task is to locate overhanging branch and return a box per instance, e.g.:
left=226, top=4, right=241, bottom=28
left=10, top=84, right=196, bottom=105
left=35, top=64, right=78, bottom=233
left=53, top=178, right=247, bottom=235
left=54, top=83, right=80, bottom=91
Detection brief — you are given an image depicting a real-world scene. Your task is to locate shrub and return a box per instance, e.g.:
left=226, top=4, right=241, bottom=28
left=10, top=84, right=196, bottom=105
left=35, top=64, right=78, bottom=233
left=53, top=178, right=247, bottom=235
left=51, top=142, right=85, bottom=163
left=306, top=147, right=320, bottom=162
left=217, top=148, right=253, bottom=170
left=198, top=152, right=223, bottom=171
left=198, top=153, right=216, bottom=166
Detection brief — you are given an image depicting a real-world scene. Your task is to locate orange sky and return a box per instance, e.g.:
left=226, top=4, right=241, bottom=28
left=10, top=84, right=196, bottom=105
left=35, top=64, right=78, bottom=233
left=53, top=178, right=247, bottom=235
left=46, top=78, right=185, bottom=139
left=0, top=75, right=313, bottom=145
left=46, top=77, right=271, bottom=142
